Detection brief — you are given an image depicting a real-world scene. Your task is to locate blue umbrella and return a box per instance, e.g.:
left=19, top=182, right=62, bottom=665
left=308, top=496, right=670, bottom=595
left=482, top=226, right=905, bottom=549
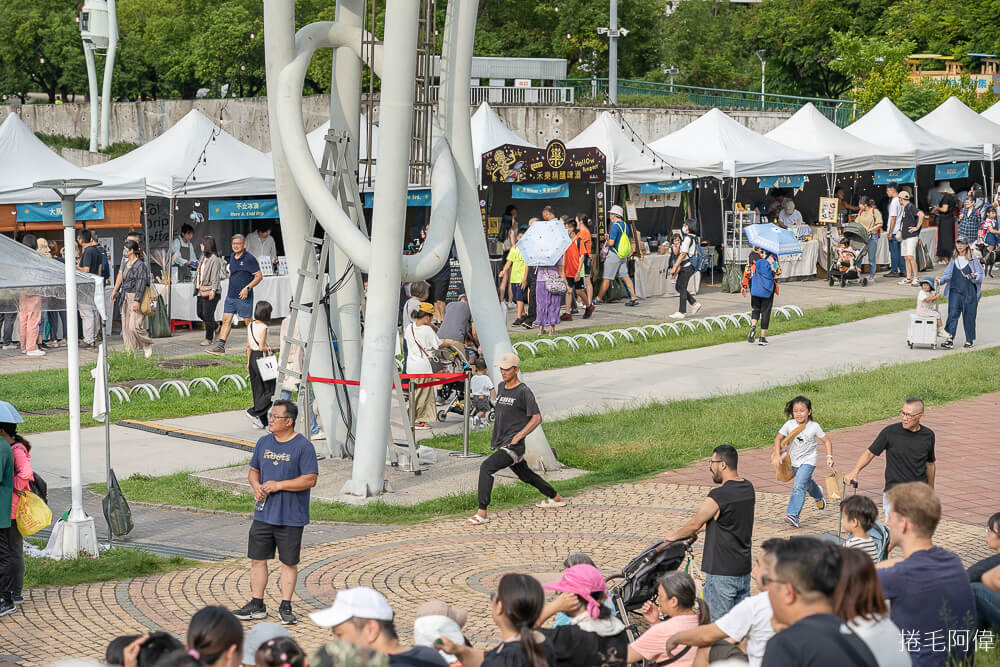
left=0, top=400, right=23, bottom=424
left=744, top=223, right=802, bottom=256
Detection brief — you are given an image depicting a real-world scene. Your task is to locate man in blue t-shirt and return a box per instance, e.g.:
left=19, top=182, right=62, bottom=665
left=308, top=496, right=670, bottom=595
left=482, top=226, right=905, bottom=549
left=210, top=234, right=262, bottom=355
left=877, top=482, right=976, bottom=667
left=234, top=399, right=318, bottom=626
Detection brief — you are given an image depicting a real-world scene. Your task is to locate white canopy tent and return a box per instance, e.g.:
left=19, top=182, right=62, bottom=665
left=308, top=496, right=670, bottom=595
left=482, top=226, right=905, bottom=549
left=90, top=109, right=275, bottom=198
left=765, top=103, right=913, bottom=174
left=566, top=111, right=696, bottom=184
left=471, top=102, right=535, bottom=183
left=0, top=114, right=144, bottom=204
left=845, top=98, right=983, bottom=165
left=982, top=99, right=1000, bottom=125
left=917, top=96, right=1000, bottom=161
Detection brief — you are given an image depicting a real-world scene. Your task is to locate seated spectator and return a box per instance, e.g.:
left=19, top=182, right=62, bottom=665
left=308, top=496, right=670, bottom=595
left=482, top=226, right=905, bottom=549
left=437, top=573, right=555, bottom=667
left=309, top=587, right=448, bottom=667
left=833, top=547, right=908, bottom=666
left=187, top=606, right=244, bottom=667
left=308, top=641, right=389, bottom=667
left=413, top=600, right=470, bottom=665
left=241, top=623, right=291, bottom=667
left=627, top=571, right=710, bottom=665
left=968, top=511, right=1000, bottom=633
left=663, top=539, right=783, bottom=667
left=547, top=553, right=615, bottom=627
left=876, top=482, right=976, bottom=667
left=254, top=637, right=305, bottom=667
left=841, top=495, right=880, bottom=562
left=535, top=564, right=627, bottom=667
left=761, top=537, right=877, bottom=666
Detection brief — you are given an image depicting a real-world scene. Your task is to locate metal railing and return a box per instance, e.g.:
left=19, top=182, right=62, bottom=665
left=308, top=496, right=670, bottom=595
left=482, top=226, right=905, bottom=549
left=428, top=85, right=575, bottom=105
left=560, top=78, right=857, bottom=127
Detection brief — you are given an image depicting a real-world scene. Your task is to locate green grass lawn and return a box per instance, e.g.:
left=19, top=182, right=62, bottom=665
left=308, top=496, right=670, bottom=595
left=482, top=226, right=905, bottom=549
left=24, top=542, right=194, bottom=589
left=0, top=352, right=251, bottom=433
left=97, top=346, right=1000, bottom=524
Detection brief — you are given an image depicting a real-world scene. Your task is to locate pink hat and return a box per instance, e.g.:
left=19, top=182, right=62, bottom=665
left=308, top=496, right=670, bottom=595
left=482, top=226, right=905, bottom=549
left=543, top=564, right=607, bottom=619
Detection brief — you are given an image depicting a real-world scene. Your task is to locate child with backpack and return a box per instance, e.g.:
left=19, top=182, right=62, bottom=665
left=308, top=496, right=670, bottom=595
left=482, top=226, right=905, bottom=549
left=668, top=219, right=704, bottom=319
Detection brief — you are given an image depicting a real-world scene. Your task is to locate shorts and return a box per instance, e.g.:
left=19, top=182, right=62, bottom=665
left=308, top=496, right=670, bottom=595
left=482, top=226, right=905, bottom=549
left=224, top=295, right=253, bottom=319
left=582, top=255, right=592, bottom=277
left=901, top=236, right=918, bottom=257
left=471, top=396, right=492, bottom=414
left=429, top=278, right=449, bottom=303
left=570, top=278, right=586, bottom=290
left=985, top=232, right=1000, bottom=247
left=603, top=252, right=629, bottom=280
left=248, top=519, right=304, bottom=566
left=511, top=283, right=527, bottom=303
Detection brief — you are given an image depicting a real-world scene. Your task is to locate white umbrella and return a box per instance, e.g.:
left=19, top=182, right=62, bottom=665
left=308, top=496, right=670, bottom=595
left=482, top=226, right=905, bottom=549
left=516, top=220, right=571, bottom=266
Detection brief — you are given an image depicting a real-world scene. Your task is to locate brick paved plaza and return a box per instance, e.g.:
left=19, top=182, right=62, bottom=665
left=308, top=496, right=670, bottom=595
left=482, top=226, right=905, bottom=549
left=1, top=399, right=995, bottom=666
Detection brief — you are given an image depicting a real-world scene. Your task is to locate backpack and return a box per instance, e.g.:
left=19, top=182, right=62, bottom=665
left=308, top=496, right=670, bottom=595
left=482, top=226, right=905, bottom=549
left=687, top=234, right=709, bottom=272
left=867, top=522, right=890, bottom=562
left=97, top=244, right=111, bottom=283
left=612, top=219, right=632, bottom=259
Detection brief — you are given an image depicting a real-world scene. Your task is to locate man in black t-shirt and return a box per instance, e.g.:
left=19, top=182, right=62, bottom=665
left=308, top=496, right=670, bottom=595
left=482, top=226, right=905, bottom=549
left=76, top=229, right=104, bottom=349
left=845, top=397, right=935, bottom=520
left=467, top=353, right=565, bottom=526
left=665, top=444, right=755, bottom=621
left=761, top=538, right=877, bottom=666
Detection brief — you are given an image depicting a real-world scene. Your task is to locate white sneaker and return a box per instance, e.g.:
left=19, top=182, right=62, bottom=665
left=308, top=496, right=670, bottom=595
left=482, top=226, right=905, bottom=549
left=669, top=312, right=685, bottom=319
left=690, top=302, right=703, bottom=315
left=898, top=279, right=911, bottom=285
left=26, top=349, right=45, bottom=357
left=143, top=346, right=153, bottom=359
left=1, top=344, right=15, bottom=350
left=312, top=430, right=326, bottom=440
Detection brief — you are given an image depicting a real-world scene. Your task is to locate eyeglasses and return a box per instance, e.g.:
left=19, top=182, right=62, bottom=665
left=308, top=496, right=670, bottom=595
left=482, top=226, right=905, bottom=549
left=267, top=413, right=291, bottom=421
left=761, top=574, right=794, bottom=591
left=899, top=411, right=923, bottom=419
left=708, top=459, right=723, bottom=466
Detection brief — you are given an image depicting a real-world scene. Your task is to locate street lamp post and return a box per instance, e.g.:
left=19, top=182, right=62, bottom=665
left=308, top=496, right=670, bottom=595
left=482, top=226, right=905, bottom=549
left=32, top=178, right=102, bottom=558
left=598, top=0, right=629, bottom=104
left=664, top=66, right=680, bottom=93
left=755, top=49, right=766, bottom=110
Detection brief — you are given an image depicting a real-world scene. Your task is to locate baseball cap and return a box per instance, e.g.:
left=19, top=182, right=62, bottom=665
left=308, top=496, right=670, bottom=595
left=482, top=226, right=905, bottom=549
left=956, top=235, right=971, bottom=244
left=309, top=587, right=394, bottom=628
left=308, top=641, right=388, bottom=667
left=609, top=205, right=624, bottom=218
left=543, top=564, right=608, bottom=619
left=241, top=623, right=290, bottom=666
left=417, top=301, right=434, bottom=315
left=898, top=191, right=911, bottom=200
left=415, top=600, right=468, bottom=629
left=499, top=352, right=521, bottom=370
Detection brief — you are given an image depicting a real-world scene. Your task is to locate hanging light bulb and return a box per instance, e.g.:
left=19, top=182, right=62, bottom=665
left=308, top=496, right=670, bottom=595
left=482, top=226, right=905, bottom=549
left=194, top=200, right=201, bottom=207
left=175, top=202, right=180, bottom=210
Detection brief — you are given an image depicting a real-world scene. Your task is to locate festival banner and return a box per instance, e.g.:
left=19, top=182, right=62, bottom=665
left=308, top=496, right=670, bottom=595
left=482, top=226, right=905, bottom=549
left=17, top=201, right=104, bottom=222
left=482, top=139, right=606, bottom=185
left=208, top=199, right=279, bottom=219
left=639, top=180, right=693, bottom=194
left=511, top=183, right=569, bottom=199
left=363, top=190, right=432, bottom=208
left=873, top=169, right=915, bottom=185
left=756, top=175, right=806, bottom=189
left=934, top=163, right=969, bottom=180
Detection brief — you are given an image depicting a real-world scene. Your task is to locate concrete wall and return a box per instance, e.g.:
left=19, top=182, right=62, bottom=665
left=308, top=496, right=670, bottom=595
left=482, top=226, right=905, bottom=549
left=1, top=96, right=792, bottom=161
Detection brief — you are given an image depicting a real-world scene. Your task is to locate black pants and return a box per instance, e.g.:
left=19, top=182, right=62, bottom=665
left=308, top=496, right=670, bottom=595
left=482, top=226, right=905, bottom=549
left=750, top=295, right=774, bottom=330
left=0, top=521, right=23, bottom=597
left=0, top=312, right=14, bottom=345
left=676, top=265, right=697, bottom=313
left=248, top=350, right=276, bottom=422
left=197, top=295, right=221, bottom=340
left=478, top=447, right=557, bottom=510
left=526, top=268, right=537, bottom=323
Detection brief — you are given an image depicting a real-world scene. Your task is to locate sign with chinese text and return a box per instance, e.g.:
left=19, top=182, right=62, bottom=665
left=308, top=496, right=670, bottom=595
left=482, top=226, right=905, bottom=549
left=512, top=183, right=569, bottom=199
left=874, top=169, right=915, bottom=185
left=208, top=199, right=279, bottom=219
left=363, top=189, right=431, bottom=209
left=482, top=139, right=606, bottom=185
left=757, top=175, right=806, bottom=189
left=17, top=201, right=104, bottom=222
left=934, top=163, right=969, bottom=180
left=639, top=180, right=692, bottom=194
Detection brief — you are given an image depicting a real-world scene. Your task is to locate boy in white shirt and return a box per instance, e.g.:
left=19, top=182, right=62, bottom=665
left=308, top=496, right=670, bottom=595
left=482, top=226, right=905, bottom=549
left=469, top=358, right=495, bottom=428
left=841, top=495, right=880, bottom=562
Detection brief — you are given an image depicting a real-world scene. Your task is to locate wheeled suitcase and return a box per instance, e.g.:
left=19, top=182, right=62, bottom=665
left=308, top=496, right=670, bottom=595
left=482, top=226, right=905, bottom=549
left=906, top=313, right=939, bottom=349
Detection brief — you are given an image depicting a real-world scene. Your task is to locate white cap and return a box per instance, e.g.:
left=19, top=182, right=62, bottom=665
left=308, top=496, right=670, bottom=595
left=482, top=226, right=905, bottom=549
left=609, top=205, right=624, bottom=218
left=309, top=587, right=394, bottom=628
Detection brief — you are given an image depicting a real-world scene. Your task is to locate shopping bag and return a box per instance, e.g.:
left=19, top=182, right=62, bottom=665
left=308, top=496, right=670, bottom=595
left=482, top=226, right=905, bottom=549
left=824, top=471, right=845, bottom=500
left=16, top=491, right=53, bottom=536
left=721, top=263, right=743, bottom=293
left=149, top=295, right=172, bottom=338
left=256, top=354, right=279, bottom=381
left=915, top=240, right=934, bottom=272
left=102, top=469, right=135, bottom=537
left=776, top=452, right=794, bottom=482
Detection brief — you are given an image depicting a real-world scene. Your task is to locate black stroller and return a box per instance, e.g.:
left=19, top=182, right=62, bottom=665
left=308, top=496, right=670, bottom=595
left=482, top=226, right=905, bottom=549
left=826, top=221, right=871, bottom=288
left=606, top=539, right=695, bottom=642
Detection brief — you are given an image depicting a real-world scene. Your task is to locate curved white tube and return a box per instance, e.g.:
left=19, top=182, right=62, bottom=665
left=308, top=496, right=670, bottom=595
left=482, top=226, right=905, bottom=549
left=401, top=131, right=459, bottom=281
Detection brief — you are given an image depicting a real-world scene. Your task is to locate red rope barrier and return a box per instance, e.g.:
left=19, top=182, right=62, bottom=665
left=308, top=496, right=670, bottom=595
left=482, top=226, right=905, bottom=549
left=307, top=372, right=466, bottom=390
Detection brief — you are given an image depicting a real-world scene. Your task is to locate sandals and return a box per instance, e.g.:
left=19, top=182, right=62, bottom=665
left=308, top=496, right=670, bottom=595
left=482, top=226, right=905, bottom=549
left=465, top=514, right=490, bottom=526
left=536, top=498, right=567, bottom=509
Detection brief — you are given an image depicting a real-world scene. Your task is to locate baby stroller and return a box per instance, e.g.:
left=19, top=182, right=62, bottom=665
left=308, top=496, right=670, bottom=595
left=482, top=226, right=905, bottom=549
left=826, top=221, right=871, bottom=288
left=606, top=539, right=695, bottom=642
left=431, top=346, right=471, bottom=408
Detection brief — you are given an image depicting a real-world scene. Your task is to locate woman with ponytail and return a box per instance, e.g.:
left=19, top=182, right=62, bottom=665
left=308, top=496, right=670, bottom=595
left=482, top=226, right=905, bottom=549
left=626, top=572, right=709, bottom=666
left=437, top=574, right=554, bottom=667
left=123, top=606, right=242, bottom=667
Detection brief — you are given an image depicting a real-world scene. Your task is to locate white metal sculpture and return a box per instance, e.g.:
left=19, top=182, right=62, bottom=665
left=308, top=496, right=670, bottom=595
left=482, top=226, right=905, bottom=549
left=264, top=0, right=558, bottom=497
left=78, top=0, right=118, bottom=152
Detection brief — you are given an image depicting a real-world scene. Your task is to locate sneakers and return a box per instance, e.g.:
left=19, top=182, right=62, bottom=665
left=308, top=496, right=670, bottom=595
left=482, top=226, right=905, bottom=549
left=816, top=498, right=826, bottom=510
left=143, top=346, right=153, bottom=359
left=245, top=411, right=265, bottom=429
left=26, top=349, right=45, bottom=357
left=199, top=339, right=214, bottom=346
left=208, top=341, right=227, bottom=355
left=883, top=271, right=900, bottom=278
left=690, top=302, right=703, bottom=315
left=898, top=278, right=911, bottom=285
left=593, top=298, right=603, bottom=305
left=79, top=342, right=93, bottom=349
left=747, top=325, right=756, bottom=343
left=669, top=312, right=685, bottom=319
left=758, top=337, right=769, bottom=346
left=512, top=316, right=524, bottom=327
left=0, top=597, right=15, bottom=617
left=964, top=340, right=974, bottom=348
left=560, top=313, right=573, bottom=321
left=233, top=599, right=267, bottom=620
left=414, top=422, right=430, bottom=430
left=278, top=602, right=297, bottom=625
left=940, top=339, right=954, bottom=349
left=937, top=329, right=950, bottom=339
left=1, top=344, right=15, bottom=350
left=583, top=305, right=594, bottom=319
left=11, top=593, right=23, bottom=605
left=784, top=515, right=800, bottom=529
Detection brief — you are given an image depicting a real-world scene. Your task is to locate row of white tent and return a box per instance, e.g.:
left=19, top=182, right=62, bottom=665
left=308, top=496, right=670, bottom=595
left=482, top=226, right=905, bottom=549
left=4, top=96, right=1000, bottom=206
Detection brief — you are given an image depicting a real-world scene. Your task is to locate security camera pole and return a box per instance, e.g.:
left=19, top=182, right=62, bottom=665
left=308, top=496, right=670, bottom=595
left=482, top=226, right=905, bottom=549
left=33, top=178, right=102, bottom=558
left=79, top=0, right=119, bottom=151
left=598, top=0, right=628, bottom=104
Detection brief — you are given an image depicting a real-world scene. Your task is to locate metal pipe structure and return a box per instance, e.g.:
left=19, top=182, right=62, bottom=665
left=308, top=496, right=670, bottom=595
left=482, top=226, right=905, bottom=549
left=99, top=0, right=118, bottom=150
left=83, top=44, right=100, bottom=153
left=609, top=0, right=618, bottom=105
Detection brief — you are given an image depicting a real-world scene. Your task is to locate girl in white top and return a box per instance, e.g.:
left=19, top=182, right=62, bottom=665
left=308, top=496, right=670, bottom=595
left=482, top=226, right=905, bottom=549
left=245, top=300, right=275, bottom=430
left=404, top=301, right=442, bottom=429
left=772, top=395, right=834, bottom=528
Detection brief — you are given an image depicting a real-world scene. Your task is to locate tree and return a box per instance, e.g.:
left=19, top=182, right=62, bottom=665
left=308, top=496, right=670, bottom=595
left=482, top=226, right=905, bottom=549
left=829, top=32, right=914, bottom=112
left=658, top=0, right=754, bottom=90
left=0, top=0, right=87, bottom=103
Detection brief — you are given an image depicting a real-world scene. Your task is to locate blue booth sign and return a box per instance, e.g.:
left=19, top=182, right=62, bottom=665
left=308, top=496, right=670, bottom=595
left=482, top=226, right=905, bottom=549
left=362, top=189, right=432, bottom=208
left=512, top=183, right=569, bottom=199
left=208, top=199, right=279, bottom=220
left=756, top=175, right=806, bottom=189
left=639, top=180, right=693, bottom=194
left=874, top=169, right=915, bottom=185
left=934, top=163, right=969, bottom=180
left=17, top=201, right=104, bottom=222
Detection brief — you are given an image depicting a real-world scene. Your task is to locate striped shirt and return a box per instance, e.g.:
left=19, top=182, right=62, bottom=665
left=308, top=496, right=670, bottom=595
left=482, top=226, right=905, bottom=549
left=845, top=536, right=879, bottom=562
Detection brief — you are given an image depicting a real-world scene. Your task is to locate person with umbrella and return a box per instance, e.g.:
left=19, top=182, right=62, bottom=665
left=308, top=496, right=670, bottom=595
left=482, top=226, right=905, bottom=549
left=741, top=247, right=780, bottom=346
left=514, top=215, right=574, bottom=334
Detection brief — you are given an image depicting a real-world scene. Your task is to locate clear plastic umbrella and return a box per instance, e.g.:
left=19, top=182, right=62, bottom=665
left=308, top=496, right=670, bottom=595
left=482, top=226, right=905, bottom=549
left=516, top=219, right=572, bottom=266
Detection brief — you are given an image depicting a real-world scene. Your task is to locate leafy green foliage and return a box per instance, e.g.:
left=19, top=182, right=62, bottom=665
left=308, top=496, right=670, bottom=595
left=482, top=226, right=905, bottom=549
left=25, top=546, right=192, bottom=589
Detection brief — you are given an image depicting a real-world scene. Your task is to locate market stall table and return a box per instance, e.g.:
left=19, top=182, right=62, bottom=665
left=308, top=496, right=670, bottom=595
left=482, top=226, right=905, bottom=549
left=815, top=226, right=938, bottom=269
left=156, top=275, right=292, bottom=322
left=634, top=253, right=698, bottom=298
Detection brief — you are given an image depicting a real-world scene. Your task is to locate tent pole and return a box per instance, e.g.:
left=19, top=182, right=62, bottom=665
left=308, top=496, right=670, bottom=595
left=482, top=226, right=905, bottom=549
left=980, top=160, right=989, bottom=196
left=167, top=197, right=174, bottom=321
left=101, top=320, right=113, bottom=548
